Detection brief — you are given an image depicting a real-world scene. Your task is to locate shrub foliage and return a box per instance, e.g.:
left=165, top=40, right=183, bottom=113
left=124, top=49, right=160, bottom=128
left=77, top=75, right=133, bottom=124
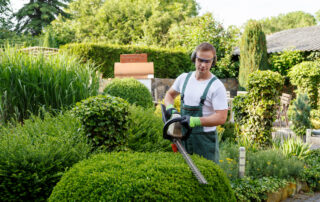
left=288, top=61, right=320, bottom=109
left=269, top=49, right=304, bottom=76
left=0, top=112, right=91, bottom=201
left=233, top=70, right=284, bottom=147
left=72, top=95, right=130, bottom=151
left=104, top=78, right=153, bottom=108
left=127, top=105, right=171, bottom=152
left=49, top=152, right=236, bottom=201
left=288, top=94, right=312, bottom=136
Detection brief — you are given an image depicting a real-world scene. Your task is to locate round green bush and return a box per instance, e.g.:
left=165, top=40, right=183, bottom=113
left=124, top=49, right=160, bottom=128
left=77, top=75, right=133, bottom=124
left=127, top=105, right=171, bottom=152
left=103, top=78, right=153, bottom=108
left=72, top=94, right=130, bottom=151
left=49, top=152, right=236, bottom=201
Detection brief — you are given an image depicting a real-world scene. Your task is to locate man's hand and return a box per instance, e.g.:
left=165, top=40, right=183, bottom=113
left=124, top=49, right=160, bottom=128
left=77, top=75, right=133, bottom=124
left=180, top=115, right=202, bottom=128
left=165, top=104, right=178, bottom=120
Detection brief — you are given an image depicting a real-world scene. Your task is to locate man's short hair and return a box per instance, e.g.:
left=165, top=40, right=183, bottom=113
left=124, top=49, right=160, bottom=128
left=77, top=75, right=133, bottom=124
left=196, top=42, right=216, bottom=56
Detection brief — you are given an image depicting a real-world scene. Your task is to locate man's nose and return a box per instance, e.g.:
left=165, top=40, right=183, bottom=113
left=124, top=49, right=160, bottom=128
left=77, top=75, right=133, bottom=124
left=200, top=62, right=206, bottom=67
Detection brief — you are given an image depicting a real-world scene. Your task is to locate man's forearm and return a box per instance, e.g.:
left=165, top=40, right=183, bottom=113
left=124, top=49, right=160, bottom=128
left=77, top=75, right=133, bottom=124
left=164, top=88, right=179, bottom=107
left=164, top=94, right=174, bottom=107
left=199, top=110, right=228, bottom=127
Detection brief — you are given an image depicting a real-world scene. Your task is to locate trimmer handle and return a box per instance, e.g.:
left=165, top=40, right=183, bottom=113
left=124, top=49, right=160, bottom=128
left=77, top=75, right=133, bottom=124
left=163, top=116, right=192, bottom=141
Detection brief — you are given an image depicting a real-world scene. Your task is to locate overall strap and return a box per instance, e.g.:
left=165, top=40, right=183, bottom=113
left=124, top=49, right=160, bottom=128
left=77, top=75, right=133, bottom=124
left=200, top=76, right=217, bottom=106
left=181, top=72, right=193, bottom=104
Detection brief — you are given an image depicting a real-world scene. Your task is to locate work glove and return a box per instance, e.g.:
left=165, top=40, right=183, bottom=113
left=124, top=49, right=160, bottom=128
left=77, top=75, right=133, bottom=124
left=180, top=115, right=202, bottom=128
left=165, top=104, right=178, bottom=120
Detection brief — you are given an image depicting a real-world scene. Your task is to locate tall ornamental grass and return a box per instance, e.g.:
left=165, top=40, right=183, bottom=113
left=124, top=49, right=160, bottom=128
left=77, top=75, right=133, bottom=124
left=0, top=48, right=99, bottom=123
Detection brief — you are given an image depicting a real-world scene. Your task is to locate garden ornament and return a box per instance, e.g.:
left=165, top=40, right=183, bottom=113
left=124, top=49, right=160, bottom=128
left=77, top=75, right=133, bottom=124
left=161, top=104, right=208, bottom=184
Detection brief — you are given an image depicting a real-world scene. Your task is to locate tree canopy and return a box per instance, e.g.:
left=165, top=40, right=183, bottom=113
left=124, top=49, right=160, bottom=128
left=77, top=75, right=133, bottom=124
left=239, top=20, right=268, bottom=89
left=15, top=0, right=71, bottom=35
left=50, top=0, right=198, bottom=45
left=0, top=0, right=12, bottom=29
left=167, top=13, right=240, bottom=77
left=316, top=9, right=320, bottom=23
left=257, top=11, right=317, bottom=35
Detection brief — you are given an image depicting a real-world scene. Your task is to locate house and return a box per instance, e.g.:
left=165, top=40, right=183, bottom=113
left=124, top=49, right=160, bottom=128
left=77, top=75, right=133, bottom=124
left=233, top=25, right=320, bottom=55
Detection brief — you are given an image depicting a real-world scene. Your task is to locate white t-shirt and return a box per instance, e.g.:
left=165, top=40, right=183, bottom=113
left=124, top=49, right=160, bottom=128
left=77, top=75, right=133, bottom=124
left=172, top=72, right=228, bottom=132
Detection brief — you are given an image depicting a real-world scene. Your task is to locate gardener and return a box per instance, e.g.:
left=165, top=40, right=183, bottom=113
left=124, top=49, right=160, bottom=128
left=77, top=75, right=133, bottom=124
left=164, top=42, right=228, bottom=163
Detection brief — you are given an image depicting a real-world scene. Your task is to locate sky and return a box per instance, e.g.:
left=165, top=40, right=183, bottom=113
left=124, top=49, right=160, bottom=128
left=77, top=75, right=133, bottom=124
left=196, top=0, right=320, bottom=27
left=11, top=0, right=320, bottom=28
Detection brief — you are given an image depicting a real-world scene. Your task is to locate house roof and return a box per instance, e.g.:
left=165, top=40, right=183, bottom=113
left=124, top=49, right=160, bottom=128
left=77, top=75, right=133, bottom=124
left=233, top=25, right=320, bottom=55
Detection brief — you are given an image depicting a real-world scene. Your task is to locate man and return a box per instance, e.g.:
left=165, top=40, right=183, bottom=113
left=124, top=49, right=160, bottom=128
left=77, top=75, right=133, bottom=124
left=164, top=42, right=228, bottom=163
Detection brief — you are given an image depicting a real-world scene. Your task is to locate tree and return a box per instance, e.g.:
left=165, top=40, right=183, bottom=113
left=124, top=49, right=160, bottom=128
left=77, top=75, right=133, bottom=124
left=0, top=0, right=14, bottom=43
left=238, top=20, right=268, bottom=89
left=316, top=10, right=320, bottom=24
left=42, top=28, right=57, bottom=48
left=15, top=0, right=71, bottom=35
left=167, top=13, right=240, bottom=78
left=258, top=11, right=317, bottom=35
left=0, top=0, right=11, bottom=28
left=50, top=0, right=198, bottom=45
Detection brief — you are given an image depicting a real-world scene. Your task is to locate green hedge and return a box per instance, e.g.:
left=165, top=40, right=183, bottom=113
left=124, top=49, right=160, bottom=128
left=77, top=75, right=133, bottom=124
left=49, top=152, right=236, bottom=201
left=288, top=61, right=320, bottom=109
left=60, top=43, right=193, bottom=78
left=127, top=105, right=171, bottom=152
left=72, top=95, right=130, bottom=152
left=103, top=78, right=153, bottom=108
left=233, top=70, right=284, bottom=147
left=269, top=49, right=304, bottom=76
left=0, top=112, right=91, bottom=201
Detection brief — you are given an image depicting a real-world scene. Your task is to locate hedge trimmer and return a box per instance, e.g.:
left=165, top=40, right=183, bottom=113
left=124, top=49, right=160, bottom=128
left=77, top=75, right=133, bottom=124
left=161, top=104, right=208, bottom=184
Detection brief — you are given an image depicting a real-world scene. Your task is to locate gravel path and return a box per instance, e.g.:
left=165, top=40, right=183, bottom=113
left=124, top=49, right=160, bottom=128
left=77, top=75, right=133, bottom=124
left=283, top=192, right=320, bottom=202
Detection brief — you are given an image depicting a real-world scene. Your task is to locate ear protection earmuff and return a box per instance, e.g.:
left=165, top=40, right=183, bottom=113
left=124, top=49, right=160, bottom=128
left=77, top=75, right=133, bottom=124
left=191, top=45, right=216, bottom=68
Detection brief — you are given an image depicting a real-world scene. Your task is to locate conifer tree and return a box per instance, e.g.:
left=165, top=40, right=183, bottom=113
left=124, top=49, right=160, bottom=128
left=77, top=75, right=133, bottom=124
left=0, top=0, right=12, bottom=31
left=15, top=0, right=71, bottom=35
left=238, top=20, right=269, bottom=89
left=42, top=29, right=57, bottom=48
left=289, top=93, right=311, bottom=136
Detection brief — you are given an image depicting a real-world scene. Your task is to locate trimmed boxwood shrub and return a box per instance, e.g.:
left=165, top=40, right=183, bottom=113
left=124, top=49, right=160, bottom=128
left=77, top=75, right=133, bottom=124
left=72, top=94, right=130, bottom=151
left=49, top=152, right=236, bottom=201
left=0, top=111, right=91, bottom=201
left=104, top=78, right=153, bottom=108
left=127, top=105, right=171, bottom=152
left=60, top=43, right=193, bottom=78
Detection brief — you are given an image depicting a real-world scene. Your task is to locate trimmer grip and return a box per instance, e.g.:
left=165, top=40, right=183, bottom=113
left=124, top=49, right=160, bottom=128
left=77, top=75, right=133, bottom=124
left=163, top=117, right=192, bottom=141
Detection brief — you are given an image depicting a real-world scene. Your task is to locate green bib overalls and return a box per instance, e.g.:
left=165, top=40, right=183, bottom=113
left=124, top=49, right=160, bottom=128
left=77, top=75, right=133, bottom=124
left=181, top=72, right=219, bottom=164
